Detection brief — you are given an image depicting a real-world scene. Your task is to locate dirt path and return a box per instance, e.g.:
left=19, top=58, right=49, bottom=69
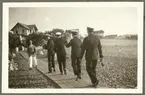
left=9, top=52, right=57, bottom=88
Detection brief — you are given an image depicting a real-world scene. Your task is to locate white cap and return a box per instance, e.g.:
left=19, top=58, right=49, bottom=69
left=56, top=32, right=61, bottom=36
left=71, top=29, right=79, bottom=32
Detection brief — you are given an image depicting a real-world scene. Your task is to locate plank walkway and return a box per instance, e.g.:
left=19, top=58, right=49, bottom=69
left=19, top=51, right=107, bottom=88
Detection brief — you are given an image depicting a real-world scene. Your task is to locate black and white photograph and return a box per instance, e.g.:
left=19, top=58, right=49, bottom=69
left=2, top=2, right=143, bottom=93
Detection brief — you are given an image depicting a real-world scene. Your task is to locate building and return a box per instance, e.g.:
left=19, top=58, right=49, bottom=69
left=11, top=22, right=38, bottom=35
left=104, top=34, right=117, bottom=39
left=93, top=30, right=104, bottom=38
left=124, top=34, right=138, bottom=40
left=116, top=35, right=126, bottom=39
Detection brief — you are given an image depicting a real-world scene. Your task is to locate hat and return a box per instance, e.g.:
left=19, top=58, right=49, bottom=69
left=45, top=34, right=51, bottom=37
left=56, top=32, right=61, bottom=36
left=71, top=29, right=79, bottom=35
left=87, top=27, right=94, bottom=32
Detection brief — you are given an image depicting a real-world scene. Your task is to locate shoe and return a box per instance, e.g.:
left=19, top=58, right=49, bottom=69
left=76, top=76, right=79, bottom=81
left=79, top=76, right=81, bottom=79
left=61, top=72, right=63, bottom=75
left=93, top=80, right=99, bottom=88
left=35, top=65, right=37, bottom=68
left=64, top=71, right=67, bottom=75
left=29, top=68, right=32, bottom=70
left=53, top=69, right=56, bottom=72
left=64, top=70, right=67, bottom=75
left=76, top=75, right=81, bottom=81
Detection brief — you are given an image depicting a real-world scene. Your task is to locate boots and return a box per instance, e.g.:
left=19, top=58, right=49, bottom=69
left=64, top=69, right=67, bottom=75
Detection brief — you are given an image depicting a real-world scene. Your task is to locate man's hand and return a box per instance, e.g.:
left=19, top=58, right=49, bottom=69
left=99, top=58, right=103, bottom=63
left=99, top=58, right=104, bottom=66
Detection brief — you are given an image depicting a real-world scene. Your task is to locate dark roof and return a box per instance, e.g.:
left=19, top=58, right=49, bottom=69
left=11, top=22, right=38, bottom=31
left=27, top=24, right=38, bottom=30
left=105, top=34, right=117, bottom=37
left=93, top=30, right=104, bottom=33
left=18, top=23, right=30, bottom=29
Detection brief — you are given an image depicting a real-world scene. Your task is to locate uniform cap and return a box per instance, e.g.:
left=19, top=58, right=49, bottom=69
left=71, top=29, right=79, bottom=35
left=87, top=27, right=94, bottom=32
left=56, top=32, right=61, bottom=36
left=45, top=34, right=51, bottom=37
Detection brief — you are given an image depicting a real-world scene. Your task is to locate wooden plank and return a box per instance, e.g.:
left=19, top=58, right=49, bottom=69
left=37, top=59, right=73, bottom=87
left=19, top=51, right=98, bottom=88
left=37, top=58, right=90, bottom=88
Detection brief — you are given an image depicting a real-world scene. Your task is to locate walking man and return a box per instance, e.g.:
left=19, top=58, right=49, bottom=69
left=80, top=27, right=103, bottom=87
left=27, top=40, right=37, bottom=70
left=55, top=32, right=67, bottom=75
left=66, top=29, right=82, bottom=80
left=47, top=34, right=55, bottom=73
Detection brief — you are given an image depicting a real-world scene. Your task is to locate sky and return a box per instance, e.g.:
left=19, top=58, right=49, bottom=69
left=9, top=7, right=137, bottom=36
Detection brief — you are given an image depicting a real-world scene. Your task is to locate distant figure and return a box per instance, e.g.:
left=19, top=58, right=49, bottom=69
left=9, top=53, right=18, bottom=71
left=66, top=29, right=82, bottom=80
left=55, top=32, right=67, bottom=75
left=46, top=34, right=55, bottom=73
left=19, top=35, right=24, bottom=51
left=80, top=27, right=103, bottom=87
left=27, top=40, right=37, bottom=70
left=15, top=34, right=21, bottom=52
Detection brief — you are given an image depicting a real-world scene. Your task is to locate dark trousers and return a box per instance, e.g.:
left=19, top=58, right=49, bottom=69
left=71, top=57, right=81, bottom=76
left=57, top=54, right=66, bottom=73
left=86, top=59, right=98, bottom=84
left=48, top=54, right=55, bottom=72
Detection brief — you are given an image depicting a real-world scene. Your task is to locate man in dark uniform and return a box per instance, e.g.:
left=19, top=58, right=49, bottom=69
left=51, top=36, right=56, bottom=72
left=55, top=32, right=67, bottom=75
left=50, top=33, right=57, bottom=72
left=80, top=27, right=103, bottom=87
left=66, top=29, right=82, bottom=80
left=47, top=34, right=55, bottom=73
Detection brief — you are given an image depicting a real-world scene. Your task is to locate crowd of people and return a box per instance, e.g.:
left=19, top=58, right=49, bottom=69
left=27, top=26, right=103, bottom=88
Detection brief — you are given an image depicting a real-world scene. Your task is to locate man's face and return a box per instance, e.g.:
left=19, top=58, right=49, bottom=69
left=87, top=29, right=93, bottom=35
left=72, top=34, right=78, bottom=38
left=30, top=41, right=32, bottom=45
left=72, top=34, right=75, bottom=38
left=57, top=35, right=61, bottom=38
left=48, top=37, right=50, bottom=39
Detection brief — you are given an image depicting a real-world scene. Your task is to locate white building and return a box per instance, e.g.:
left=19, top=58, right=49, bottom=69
left=11, top=22, right=38, bottom=35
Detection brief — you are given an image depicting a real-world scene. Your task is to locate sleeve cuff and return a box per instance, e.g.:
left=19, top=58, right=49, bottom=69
left=100, top=55, right=103, bottom=58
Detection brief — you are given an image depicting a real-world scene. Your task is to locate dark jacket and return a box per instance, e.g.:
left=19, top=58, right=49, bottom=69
left=66, top=37, right=82, bottom=58
left=81, top=34, right=103, bottom=60
left=55, top=37, right=67, bottom=55
left=47, top=39, right=55, bottom=55
left=27, top=45, right=36, bottom=57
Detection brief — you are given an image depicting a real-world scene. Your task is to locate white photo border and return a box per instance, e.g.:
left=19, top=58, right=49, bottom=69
left=2, top=2, right=144, bottom=94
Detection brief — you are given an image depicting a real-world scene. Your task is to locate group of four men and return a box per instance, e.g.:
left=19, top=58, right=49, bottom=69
left=45, top=27, right=103, bottom=87
left=27, top=27, right=103, bottom=87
